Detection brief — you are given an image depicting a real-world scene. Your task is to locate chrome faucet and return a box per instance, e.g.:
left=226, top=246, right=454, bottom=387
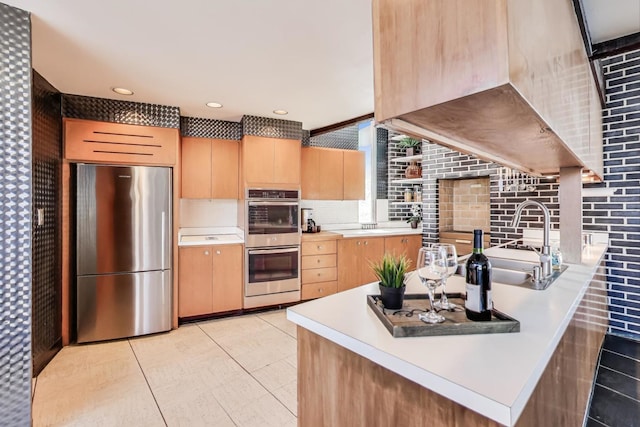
left=510, top=200, right=552, bottom=278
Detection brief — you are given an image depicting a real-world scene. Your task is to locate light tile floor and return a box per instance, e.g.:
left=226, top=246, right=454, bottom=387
left=32, top=310, right=298, bottom=427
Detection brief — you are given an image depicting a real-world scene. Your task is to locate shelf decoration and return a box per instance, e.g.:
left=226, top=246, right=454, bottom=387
left=404, top=161, right=422, bottom=179
left=497, top=167, right=539, bottom=194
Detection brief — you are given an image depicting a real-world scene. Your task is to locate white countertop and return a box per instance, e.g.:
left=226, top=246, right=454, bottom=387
left=178, top=227, right=244, bottom=246
left=287, top=243, right=607, bottom=426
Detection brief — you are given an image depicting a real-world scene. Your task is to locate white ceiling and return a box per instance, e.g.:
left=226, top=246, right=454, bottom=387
left=3, top=1, right=639, bottom=130
left=5, top=0, right=373, bottom=130
left=583, top=0, right=640, bottom=44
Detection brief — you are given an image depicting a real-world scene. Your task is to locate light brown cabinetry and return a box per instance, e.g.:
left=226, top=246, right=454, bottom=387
left=181, top=137, right=239, bottom=199
left=439, top=231, right=490, bottom=257
left=242, top=135, right=301, bottom=186
left=178, top=244, right=243, bottom=317
left=372, top=0, right=603, bottom=178
left=337, top=237, right=385, bottom=292
left=301, top=147, right=365, bottom=200
left=383, top=235, right=422, bottom=271
left=301, top=238, right=338, bottom=300
left=64, top=118, right=179, bottom=165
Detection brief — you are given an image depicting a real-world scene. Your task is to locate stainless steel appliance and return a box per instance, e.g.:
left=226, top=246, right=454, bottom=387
left=76, top=164, right=172, bottom=343
left=245, top=189, right=300, bottom=308
left=301, top=208, right=313, bottom=232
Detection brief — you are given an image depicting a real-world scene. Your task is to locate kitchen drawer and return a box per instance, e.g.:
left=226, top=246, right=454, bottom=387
left=301, top=281, right=338, bottom=300
left=302, top=254, right=337, bottom=270
left=439, top=238, right=472, bottom=256
left=302, top=267, right=338, bottom=284
left=301, top=240, right=337, bottom=256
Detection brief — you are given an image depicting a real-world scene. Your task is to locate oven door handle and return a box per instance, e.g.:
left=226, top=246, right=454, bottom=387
left=248, top=247, right=299, bottom=255
left=248, top=201, right=299, bottom=207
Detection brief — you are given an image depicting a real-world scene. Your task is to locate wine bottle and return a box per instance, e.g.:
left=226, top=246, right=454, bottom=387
left=465, top=229, right=492, bottom=321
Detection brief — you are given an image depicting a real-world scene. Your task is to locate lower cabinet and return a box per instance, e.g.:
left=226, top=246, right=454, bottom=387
left=439, top=231, right=490, bottom=256
left=383, top=235, right=422, bottom=271
left=301, top=239, right=338, bottom=300
left=337, top=237, right=385, bottom=292
left=178, top=244, right=243, bottom=317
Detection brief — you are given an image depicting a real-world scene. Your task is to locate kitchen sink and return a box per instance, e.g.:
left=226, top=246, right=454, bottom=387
left=455, top=256, right=568, bottom=290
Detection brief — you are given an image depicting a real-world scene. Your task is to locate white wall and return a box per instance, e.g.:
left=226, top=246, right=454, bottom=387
left=180, top=199, right=238, bottom=228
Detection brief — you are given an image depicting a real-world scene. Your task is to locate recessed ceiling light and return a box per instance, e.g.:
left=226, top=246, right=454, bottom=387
left=206, top=102, right=223, bottom=108
left=273, top=109, right=288, bottom=115
left=112, top=87, right=134, bottom=96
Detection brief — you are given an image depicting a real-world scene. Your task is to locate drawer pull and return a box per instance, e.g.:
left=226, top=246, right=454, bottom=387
left=364, top=241, right=368, bottom=245
left=357, top=241, right=361, bottom=245
left=319, top=288, right=324, bottom=293
left=216, top=250, right=221, bottom=255
left=317, top=273, right=321, bottom=276
left=204, top=250, right=210, bottom=255
left=455, top=239, right=471, bottom=244
left=317, top=259, right=321, bottom=263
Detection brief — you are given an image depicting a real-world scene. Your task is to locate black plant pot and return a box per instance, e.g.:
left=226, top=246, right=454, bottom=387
left=410, top=220, right=420, bottom=229
left=379, top=283, right=406, bottom=309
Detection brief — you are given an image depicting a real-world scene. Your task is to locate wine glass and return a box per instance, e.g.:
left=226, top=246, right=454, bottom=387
left=416, top=247, right=445, bottom=324
left=433, top=243, right=458, bottom=310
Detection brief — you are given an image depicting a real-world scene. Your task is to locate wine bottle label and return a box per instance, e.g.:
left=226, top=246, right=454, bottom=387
left=486, top=289, right=493, bottom=310
left=465, top=283, right=481, bottom=312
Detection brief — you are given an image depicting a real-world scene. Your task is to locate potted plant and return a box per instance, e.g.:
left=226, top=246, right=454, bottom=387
left=406, top=204, right=422, bottom=229
left=398, top=137, right=421, bottom=156
left=371, top=253, right=410, bottom=309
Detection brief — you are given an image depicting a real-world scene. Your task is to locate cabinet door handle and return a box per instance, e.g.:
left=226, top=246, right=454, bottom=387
left=216, top=250, right=221, bottom=255
left=319, top=288, right=324, bottom=293
left=317, top=245, right=322, bottom=250
left=364, top=241, right=368, bottom=245
left=455, top=239, right=471, bottom=244
left=204, top=250, right=210, bottom=255
left=317, top=273, right=321, bottom=276
left=317, top=259, right=321, bottom=263
left=357, top=241, right=361, bottom=245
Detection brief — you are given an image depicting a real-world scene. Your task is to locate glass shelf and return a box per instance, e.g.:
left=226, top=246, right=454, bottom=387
left=390, top=154, right=422, bottom=163
left=391, top=178, right=423, bottom=184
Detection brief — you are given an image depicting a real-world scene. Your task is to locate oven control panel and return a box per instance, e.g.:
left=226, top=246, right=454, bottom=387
left=247, top=189, right=299, bottom=200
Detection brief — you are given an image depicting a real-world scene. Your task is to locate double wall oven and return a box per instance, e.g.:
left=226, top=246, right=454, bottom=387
left=244, top=189, right=301, bottom=308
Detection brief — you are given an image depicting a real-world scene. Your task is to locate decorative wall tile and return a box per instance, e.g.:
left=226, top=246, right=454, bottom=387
left=32, top=70, right=62, bottom=375
left=241, top=115, right=303, bottom=140
left=62, top=94, right=180, bottom=128
left=180, top=116, right=242, bottom=140
left=308, top=125, right=359, bottom=150
left=0, top=3, right=33, bottom=424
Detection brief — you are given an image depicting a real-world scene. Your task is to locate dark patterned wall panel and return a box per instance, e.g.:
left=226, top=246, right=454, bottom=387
left=62, top=94, right=180, bottom=128
left=302, top=129, right=311, bottom=146
left=180, top=116, right=242, bottom=140
left=584, top=50, right=640, bottom=340
left=32, top=71, right=62, bottom=375
left=241, top=115, right=303, bottom=140
left=376, top=128, right=388, bottom=199
left=309, top=124, right=359, bottom=150
left=0, top=4, right=33, bottom=425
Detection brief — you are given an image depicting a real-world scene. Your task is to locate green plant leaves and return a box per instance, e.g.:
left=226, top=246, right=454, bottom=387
left=370, top=253, right=411, bottom=288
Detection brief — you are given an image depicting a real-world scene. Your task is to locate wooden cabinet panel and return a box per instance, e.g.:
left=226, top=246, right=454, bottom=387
left=302, top=240, right=337, bottom=256
left=319, top=149, right=344, bottom=200
left=274, top=138, right=301, bottom=185
left=243, top=135, right=275, bottom=184
left=384, top=235, right=422, bottom=272
left=301, top=147, right=321, bottom=199
left=64, top=118, right=178, bottom=165
left=302, top=254, right=337, bottom=270
left=182, top=137, right=212, bottom=199
left=178, top=246, right=214, bottom=317
left=337, top=237, right=384, bottom=292
left=343, top=150, right=365, bottom=200
left=211, top=139, right=239, bottom=199
left=301, top=281, right=338, bottom=300
left=211, top=244, right=243, bottom=312
left=302, top=267, right=338, bottom=285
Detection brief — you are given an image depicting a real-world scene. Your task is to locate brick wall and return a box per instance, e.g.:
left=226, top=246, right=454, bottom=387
left=584, top=49, right=640, bottom=340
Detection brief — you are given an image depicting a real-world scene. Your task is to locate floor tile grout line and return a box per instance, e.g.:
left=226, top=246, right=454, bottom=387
left=196, top=321, right=298, bottom=419
left=597, top=364, right=640, bottom=385
left=587, top=416, right=609, bottom=427
left=601, top=347, right=640, bottom=365
left=127, top=339, right=169, bottom=427
left=594, top=383, right=640, bottom=404
left=256, top=312, right=297, bottom=339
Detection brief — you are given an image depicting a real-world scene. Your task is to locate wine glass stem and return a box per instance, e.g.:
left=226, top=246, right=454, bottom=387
left=427, top=287, right=436, bottom=313
left=440, top=277, right=449, bottom=305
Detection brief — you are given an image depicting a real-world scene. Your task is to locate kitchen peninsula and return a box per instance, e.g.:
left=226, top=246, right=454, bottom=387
left=287, top=243, right=608, bottom=426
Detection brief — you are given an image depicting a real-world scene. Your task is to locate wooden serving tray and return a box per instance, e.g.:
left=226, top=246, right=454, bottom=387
left=367, top=293, right=520, bottom=338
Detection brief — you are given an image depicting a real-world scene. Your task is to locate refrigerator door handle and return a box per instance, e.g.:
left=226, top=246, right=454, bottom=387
left=161, top=210, right=166, bottom=269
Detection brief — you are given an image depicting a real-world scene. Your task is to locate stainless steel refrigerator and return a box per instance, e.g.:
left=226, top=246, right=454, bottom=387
left=76, top=164, right=172, bottom=343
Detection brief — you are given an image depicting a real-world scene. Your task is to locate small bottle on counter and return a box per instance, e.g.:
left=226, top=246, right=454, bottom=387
left=404, top=188, right=413, bottom=202
left=465, top=229, right=493, bottom=321
left=551, top=242, right=563, bottom=271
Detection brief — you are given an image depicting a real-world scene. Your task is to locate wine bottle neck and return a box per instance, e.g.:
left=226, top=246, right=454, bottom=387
left=472, top=247, right=483, bottom=254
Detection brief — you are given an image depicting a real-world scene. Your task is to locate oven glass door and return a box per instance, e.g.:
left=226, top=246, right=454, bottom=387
left=246, top=247, right=300, bottom=297
left=248, top=202, right=298, bottom=235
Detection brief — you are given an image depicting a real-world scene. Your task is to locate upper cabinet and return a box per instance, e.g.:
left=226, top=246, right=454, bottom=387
left=372, top=0, right=603, bottom=179
left=242, top=135, right=301, bottom=187
left=181, top=137, right=239, bottom=199
left=64, top=118, right=179, bottom=166
left=301, top=147, right=365, bottom=200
